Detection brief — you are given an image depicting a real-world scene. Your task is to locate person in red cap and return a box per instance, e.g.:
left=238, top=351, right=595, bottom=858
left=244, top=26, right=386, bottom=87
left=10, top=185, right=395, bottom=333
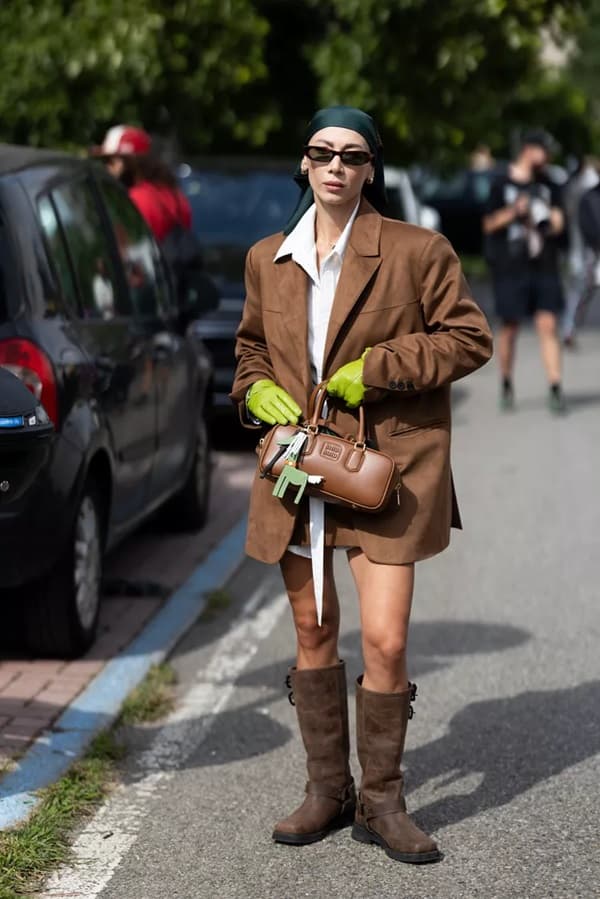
left=94, top=124, right=192, bottom=241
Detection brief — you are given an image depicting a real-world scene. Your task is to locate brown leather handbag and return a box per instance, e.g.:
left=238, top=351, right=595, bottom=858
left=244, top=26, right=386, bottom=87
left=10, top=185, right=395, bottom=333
left=258, top=383, right=400, bottom=512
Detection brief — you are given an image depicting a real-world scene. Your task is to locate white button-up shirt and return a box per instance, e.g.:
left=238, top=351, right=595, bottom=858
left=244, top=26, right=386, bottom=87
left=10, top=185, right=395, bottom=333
left=274, top=201, right=360, bottom=624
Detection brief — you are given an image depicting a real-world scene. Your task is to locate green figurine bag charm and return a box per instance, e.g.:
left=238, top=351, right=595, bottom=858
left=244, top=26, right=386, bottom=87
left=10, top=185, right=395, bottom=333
left=271, top=431, right=324, bottom=504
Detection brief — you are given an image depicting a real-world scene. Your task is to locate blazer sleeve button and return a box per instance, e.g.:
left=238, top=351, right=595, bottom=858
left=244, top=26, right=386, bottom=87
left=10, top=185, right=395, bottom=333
left=406, top=381, right=415, bottom=390
left=388, top=380, right=398, bottom=390
left=397, top=381, right=406, bottom=391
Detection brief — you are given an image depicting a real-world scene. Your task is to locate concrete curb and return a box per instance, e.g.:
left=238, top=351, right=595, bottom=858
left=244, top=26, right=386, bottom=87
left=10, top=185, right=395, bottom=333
left=0, top=515, right=248, bottom=830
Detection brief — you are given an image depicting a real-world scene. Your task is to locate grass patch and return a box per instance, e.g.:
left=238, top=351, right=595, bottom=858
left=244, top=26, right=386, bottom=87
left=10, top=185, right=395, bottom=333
left=118, top=663, right=177, bottom=726
left=201, top=587, right=233, bottom=621
left=0, top=731, right=124, bottom=899
left=0, top=662, right=178, bottom=897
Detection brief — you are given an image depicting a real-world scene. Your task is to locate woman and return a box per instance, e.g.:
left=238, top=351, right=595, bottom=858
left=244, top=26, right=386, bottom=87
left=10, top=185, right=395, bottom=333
left=231, top=106, right=493, bottom=864
left=94, top=125, right=192, bottom=240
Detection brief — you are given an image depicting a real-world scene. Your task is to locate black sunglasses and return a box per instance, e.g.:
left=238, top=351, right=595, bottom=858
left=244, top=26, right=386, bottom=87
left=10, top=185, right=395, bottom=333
left=304, top=145, right=373, bottom=166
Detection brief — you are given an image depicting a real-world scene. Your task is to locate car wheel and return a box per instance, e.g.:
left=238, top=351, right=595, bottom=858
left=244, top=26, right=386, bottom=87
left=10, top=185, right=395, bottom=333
left=163, top=416, right=211, bottom=531
left=24, top=483, right=104, bottom=658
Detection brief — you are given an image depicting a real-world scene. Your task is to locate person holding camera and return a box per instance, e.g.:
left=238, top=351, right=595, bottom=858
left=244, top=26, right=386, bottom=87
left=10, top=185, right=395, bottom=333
left=483, top=130, right=566, bottom=413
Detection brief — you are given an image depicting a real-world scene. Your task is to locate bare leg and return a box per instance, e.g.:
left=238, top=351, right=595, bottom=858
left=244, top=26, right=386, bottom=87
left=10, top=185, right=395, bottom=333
left=347, top=549, right=414, bottom=693
left=347, top=551, right=440, bottom=861
left=274, top=550, right=353, bottom=845
left=498, top=321, right=519, bottom=380
left=535, top=310, right=562, bottom=383
left=280, top=549, right=339, bottom=670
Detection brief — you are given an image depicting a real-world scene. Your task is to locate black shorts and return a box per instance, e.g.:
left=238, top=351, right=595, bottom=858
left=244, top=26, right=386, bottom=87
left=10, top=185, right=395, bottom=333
left=492, top=270, right=564, bottom=323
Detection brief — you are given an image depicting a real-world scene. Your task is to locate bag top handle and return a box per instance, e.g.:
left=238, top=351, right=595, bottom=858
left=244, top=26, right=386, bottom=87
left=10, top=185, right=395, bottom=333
left=308, top=381, right=366, bottom=446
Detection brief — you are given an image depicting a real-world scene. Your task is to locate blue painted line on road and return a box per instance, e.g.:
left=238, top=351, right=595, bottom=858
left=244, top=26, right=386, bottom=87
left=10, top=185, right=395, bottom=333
left=0, top=515, right=248, bottom=830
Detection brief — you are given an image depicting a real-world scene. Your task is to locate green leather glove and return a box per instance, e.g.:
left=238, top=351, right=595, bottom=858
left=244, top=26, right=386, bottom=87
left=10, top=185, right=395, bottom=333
left=246, top=379, right=302, bottom=426
left=327, top=348, right=371, bottom=409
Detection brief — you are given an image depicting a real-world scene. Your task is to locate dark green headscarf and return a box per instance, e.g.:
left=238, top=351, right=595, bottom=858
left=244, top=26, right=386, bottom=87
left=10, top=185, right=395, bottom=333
left=283, top=105, right=387, bottom=235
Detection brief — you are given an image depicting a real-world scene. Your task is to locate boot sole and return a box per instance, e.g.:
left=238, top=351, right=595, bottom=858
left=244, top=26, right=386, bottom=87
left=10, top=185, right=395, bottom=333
left=352, top=823, right=442, bottom=864
left=272, top=805, right=355, bottom=846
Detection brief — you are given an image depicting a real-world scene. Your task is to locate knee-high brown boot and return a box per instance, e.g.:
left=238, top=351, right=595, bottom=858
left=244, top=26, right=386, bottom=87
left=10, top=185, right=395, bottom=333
left=272, top=661, right=356, bottom=845
left=353, top=676, right=441, bottom=863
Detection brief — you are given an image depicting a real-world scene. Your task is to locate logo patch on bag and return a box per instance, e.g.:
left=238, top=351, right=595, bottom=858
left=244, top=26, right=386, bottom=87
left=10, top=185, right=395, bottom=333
left=321, top=442, right=342, bottom=461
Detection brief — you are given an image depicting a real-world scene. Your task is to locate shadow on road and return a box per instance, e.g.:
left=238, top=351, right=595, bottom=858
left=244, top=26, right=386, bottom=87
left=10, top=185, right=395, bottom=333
left=512, top=390, right=600, bottom=413
left=109, top=619, right=600, bottom=837
left=234, top=619, right=531, bottom=688
left=108, top=618, right=531, bottom=783
left=154, top=618, right=532, bottom=772
left=189, top=702, right=292, bottom=767
left=563, top=390, right=600, bottom=410
left=406, top=680, right=600, bottom=831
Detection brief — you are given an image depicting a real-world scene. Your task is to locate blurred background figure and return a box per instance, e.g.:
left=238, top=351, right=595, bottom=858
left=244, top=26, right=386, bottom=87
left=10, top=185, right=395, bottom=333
left=93, top=124, right=219, bottom=321
left=93, top=124, right=192, bottom=241
left=483, top=129, right=566, bottom=414
left=576, top=173, right=600, bottom=327
left=562, top=155, right=599, bottom=348
left=470, top=144, right=495, bottom=172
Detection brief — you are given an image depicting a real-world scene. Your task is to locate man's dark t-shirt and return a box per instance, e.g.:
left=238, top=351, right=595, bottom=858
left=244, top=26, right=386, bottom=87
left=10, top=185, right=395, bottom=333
left=484, top=172, right=563, bottom=273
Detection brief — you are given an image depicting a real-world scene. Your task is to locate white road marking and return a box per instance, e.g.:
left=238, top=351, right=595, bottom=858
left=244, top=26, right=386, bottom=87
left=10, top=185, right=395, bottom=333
left=41, top=582, right=287, bottom=898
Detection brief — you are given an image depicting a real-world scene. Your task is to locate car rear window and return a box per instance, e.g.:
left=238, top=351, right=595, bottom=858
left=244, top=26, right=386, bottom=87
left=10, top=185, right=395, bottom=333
left=41, top=179, right=129, bottom=320
left=180, top=170, right=298, bottom=247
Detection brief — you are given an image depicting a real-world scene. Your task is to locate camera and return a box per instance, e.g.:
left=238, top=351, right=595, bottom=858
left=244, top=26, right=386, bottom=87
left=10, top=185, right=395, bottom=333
left=529, top=195, right=551, bottom=233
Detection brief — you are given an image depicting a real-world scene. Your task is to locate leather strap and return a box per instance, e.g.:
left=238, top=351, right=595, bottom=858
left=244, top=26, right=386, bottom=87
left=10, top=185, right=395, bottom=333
left=305, top=781, right=352, bottom=802
left=307, top=382, right=327, bottom=419
left=259, top=441, right=288, bottom=478
left=309, top=381, right=367, bottom=445
left=360, top=799, right=407, bottom=820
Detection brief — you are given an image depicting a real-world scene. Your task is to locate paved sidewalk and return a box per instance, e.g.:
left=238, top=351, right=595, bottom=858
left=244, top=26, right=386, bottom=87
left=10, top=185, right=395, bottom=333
left=0, top=448, right=255, bottom=768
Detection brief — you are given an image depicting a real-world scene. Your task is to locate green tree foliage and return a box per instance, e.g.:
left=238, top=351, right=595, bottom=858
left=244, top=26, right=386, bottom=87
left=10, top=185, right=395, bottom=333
left=566, top=0, right=600, bottom=153
left=303, top=0, right=582, bottom=162
left=0, top=0, right=272, bottom=150
left=0, top=0, right=591, bottom=162
left=569, top=0, right=600, bottom=102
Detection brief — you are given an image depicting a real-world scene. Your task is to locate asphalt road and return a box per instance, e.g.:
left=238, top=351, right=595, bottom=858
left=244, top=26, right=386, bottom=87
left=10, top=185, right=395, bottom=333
left=43, top=328, right=600, bottom=899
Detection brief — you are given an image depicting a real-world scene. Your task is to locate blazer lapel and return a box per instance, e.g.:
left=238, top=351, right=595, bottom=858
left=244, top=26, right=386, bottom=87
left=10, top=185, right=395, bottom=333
left=322, top=201, right=382, bottom=372
left=274, top=256, right=313, bottom=396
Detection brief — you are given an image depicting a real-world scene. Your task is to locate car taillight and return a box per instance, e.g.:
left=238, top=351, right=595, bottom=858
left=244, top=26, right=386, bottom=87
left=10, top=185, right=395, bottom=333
left=0, top=338, right=58, bottom=425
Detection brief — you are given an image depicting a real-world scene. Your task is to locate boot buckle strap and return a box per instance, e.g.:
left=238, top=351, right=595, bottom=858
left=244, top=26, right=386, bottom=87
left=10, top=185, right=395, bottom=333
left=408, top=680, right=417, bottom=718
left=362, top=800, right=407, bottom=821
left=305, top=781, right=352, bottom=803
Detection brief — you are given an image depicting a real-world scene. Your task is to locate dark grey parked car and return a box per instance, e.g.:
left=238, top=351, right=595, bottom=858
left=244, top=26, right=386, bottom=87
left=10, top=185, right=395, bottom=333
left=0, top=146, right=213, bottom=657
left=179, top=159, right=298, bottom=410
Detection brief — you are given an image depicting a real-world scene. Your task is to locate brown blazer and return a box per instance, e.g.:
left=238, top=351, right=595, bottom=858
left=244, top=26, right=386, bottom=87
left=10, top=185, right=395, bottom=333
left=231, top=199, right=493, bottom=565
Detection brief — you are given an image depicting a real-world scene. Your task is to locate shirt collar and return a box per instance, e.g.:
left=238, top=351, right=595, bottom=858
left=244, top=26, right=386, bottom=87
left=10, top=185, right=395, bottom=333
left=274, top=203, right=316, bottom=265
left=274, top=201, right=360, bottom=265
